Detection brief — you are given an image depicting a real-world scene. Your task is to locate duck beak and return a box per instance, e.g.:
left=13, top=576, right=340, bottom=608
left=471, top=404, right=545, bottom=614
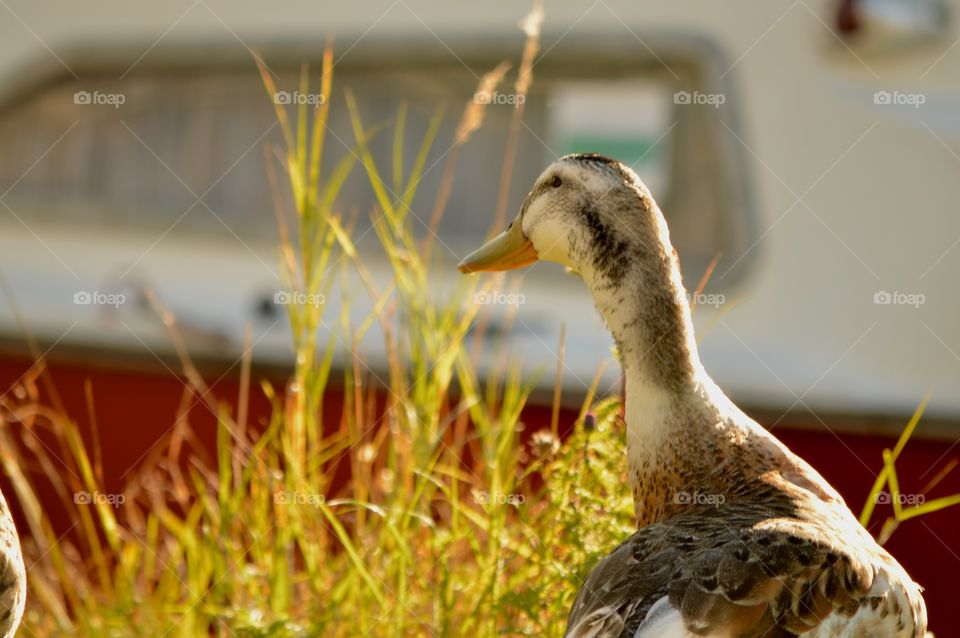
left=458, top=216, right=539, bottom=273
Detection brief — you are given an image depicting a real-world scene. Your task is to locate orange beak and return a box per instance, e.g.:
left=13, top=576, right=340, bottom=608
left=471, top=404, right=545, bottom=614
left=457, top=217, right=539, bottom=273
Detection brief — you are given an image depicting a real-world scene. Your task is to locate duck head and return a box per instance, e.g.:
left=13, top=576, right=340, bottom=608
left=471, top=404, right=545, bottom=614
left=458, top=153, right=673, bottom=290
left=459, top=153, right=703, bottom=394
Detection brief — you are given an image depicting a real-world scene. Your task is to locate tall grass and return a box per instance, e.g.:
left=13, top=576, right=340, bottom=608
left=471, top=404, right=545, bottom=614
left=0, top=28, right=636, bottom=637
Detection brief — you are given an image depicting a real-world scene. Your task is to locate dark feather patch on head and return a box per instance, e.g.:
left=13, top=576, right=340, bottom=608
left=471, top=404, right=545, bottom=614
left=581, top=201, right=633, bottom=284
left=563, top=152, right=619, bottom=165
left=561, top=153, right=640, bottom=190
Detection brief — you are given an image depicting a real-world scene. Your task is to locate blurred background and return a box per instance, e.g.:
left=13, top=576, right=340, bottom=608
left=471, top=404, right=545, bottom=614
left=0, top=0, right=959, bottom=632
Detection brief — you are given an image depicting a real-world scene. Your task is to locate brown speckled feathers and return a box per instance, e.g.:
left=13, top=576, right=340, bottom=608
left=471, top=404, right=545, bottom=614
left=0, top=491, right=24, bottom=637
left=565, top=490, right=918, bottom=636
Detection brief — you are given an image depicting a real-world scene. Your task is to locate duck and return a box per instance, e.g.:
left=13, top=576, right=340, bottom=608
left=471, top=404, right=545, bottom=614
left=0, top=490, right=23, bottom=637
left=458, top=153, right=927, bottom=637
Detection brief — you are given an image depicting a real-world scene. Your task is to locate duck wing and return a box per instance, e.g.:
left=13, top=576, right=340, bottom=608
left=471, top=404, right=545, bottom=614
left=563, top=504, right=925, bottom=638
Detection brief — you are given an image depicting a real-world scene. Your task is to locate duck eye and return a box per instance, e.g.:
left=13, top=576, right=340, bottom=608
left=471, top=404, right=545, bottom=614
left=550, top=175, right=562, bottom=188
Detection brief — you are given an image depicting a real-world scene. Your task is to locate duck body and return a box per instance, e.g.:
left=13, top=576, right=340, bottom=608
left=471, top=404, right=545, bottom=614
left=459, top=154, right=927, bottom=637
left=567, top=378, right=924, bottom=637
left=0, top=490, right=24, bottom=637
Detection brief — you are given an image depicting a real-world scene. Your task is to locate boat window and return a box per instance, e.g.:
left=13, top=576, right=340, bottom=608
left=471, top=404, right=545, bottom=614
left=0, top=40, right=752, bottom=285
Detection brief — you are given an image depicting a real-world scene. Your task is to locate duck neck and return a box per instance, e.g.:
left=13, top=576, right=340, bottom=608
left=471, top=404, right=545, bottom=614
left=584, top=250, right=706, bottom=399
left=582, top=245, right=723, bottom=526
